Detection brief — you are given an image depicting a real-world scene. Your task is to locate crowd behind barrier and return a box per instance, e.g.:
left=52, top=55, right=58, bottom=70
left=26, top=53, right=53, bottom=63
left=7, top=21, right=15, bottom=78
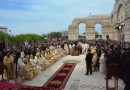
left=0, top=39, right=130, bottom=89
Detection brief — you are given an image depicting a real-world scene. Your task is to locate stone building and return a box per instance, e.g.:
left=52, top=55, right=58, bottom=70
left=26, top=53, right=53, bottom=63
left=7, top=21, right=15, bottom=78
left=68, top=0, right=130, bottom=41
left=68, top=15, right=111, bottom=40
left=111, top=0, right=130, bottom=41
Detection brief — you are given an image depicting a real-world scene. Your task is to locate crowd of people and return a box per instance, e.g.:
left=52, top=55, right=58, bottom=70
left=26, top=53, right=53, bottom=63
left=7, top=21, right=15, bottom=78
left=84, top=39, right=130, bottom=90
left=0, top=39, right=67, bottom=83
left=0, top=38, right=130, bottom=90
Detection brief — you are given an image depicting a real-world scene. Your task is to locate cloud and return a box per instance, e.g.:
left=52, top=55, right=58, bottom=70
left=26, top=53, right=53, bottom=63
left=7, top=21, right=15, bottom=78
left=0, top=0, right=115, bottom=35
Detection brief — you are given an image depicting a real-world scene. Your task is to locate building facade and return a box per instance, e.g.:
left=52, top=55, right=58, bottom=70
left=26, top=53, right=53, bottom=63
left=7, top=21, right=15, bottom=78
left=111, top=0, right=130, bottom=41
left=68, top=0, right=130, bottom=41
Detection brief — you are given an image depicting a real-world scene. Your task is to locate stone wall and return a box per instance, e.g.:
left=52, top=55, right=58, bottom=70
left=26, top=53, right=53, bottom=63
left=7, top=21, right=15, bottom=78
left=68, top=15, right=111, bottom=40
left=111, top=0, right=130, bottom=41
left=68, top=0, right=130, bottom=41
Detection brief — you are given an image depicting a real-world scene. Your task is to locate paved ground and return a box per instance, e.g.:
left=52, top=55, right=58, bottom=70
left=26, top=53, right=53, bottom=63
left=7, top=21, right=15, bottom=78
left=0, top=54, right=125, bottom=90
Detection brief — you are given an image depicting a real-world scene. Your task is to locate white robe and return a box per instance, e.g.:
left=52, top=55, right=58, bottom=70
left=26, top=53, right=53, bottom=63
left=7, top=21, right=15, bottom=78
left=64, top=44, right=69, bottom=54
left=85, top=43, right=89, bottom=54
left=99, top=53, right=106, bottom=73
left=34, top=56, right=44, bottom=70
left=30, top=58, right=42, bottom=74
left=18, top=58, right=33, bottom=80
left=69, top=44, right=73, bottom=55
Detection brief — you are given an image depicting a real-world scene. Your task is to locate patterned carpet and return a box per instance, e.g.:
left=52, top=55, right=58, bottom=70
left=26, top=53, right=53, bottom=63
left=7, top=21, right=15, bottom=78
left=0, top=63, right=77, bottom=90
left=43, top=63, right=76, bottom=89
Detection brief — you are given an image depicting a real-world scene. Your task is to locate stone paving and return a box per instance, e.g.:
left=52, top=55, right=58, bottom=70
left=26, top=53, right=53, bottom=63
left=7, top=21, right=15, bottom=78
left=0, top=54, right=125, bottom=90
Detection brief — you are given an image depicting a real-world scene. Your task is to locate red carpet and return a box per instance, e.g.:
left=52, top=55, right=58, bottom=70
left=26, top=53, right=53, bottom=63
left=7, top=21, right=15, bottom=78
left=43, top=63, right=76, bottom=89
left=0, top=82, right=61, bottom=90
left=71, top=51, right=79, bottom=56
left=0, top=63, right=76, bottom=90
left=0, top=82, right=28, bottom=89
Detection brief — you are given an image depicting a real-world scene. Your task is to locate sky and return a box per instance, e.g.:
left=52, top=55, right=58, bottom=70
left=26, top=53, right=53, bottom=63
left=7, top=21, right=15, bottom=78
left=0, top=0, right=115, bottom=36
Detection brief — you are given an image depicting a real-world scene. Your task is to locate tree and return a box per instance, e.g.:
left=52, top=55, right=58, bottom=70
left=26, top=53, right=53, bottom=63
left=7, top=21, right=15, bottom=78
left=8, top=35, right=17, bottom=45
left=1, top=31, right=62, bottom=45
left=95, top=31, right=99, bottom=38
left=47, top=32, right=62, bottom=38
left=41, top=34, right=47, bottom=40
left=15, top=34, right=42, bottom=44
left=0, top=31, right=4, bottom=41
left=95, top=31, right=102, bottom=39
left=0, top=31, right=11, bottom=46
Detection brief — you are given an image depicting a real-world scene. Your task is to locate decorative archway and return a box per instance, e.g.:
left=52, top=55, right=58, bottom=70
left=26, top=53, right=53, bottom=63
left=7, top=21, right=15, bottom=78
left=68, top=15, right=111, bottom=40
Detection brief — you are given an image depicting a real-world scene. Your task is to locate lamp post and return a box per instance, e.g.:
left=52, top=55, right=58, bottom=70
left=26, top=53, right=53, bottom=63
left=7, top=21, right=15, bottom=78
left=0, top=26, right=11, bottom=46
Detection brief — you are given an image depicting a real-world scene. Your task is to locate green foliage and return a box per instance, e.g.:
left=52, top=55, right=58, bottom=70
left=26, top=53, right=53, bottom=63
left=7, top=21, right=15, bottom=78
left=0, top=31, right=4, bottom=41
left=15, top=34, right=42, bottom=44
left=95, top=31, right=102, bottom=39
left=47, top=32, right=62, bottom=38
left=8, top=35, right=17, bottom=45
left=1, top=31, right=62, bottom=45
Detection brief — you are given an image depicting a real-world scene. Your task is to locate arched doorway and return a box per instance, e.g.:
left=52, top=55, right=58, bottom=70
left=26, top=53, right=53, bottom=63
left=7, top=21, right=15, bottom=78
left=95, top=23, right=102, bottom=40
left=78, top=23, right=86, bottom=39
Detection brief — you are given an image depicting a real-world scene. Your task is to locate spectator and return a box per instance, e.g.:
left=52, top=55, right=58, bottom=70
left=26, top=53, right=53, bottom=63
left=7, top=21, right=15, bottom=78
left=85, top=48, right=93, bottom=75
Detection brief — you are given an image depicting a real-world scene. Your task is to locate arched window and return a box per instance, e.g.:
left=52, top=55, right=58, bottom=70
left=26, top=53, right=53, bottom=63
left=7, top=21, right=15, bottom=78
left=117, top=4, right=124, bottom=22
left=95, top=23, right=102, bottom=39
left=78, top=23, right=86, bottom=39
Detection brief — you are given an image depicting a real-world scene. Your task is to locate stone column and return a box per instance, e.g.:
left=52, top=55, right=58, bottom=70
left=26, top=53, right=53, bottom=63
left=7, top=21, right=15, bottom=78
left=110, top=26, right=115, bottom=40
left=86, top=27, right=95, bottom=40
left=102, top=27, right=107, bottom=40
left=68, top=25, right=78, bottom=40
left=102, top=26, right=111, bottom=40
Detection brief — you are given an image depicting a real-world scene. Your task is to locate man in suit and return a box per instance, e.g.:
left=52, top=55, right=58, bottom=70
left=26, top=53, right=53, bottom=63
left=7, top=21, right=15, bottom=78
left=85, top=48, right=93, bottom=75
